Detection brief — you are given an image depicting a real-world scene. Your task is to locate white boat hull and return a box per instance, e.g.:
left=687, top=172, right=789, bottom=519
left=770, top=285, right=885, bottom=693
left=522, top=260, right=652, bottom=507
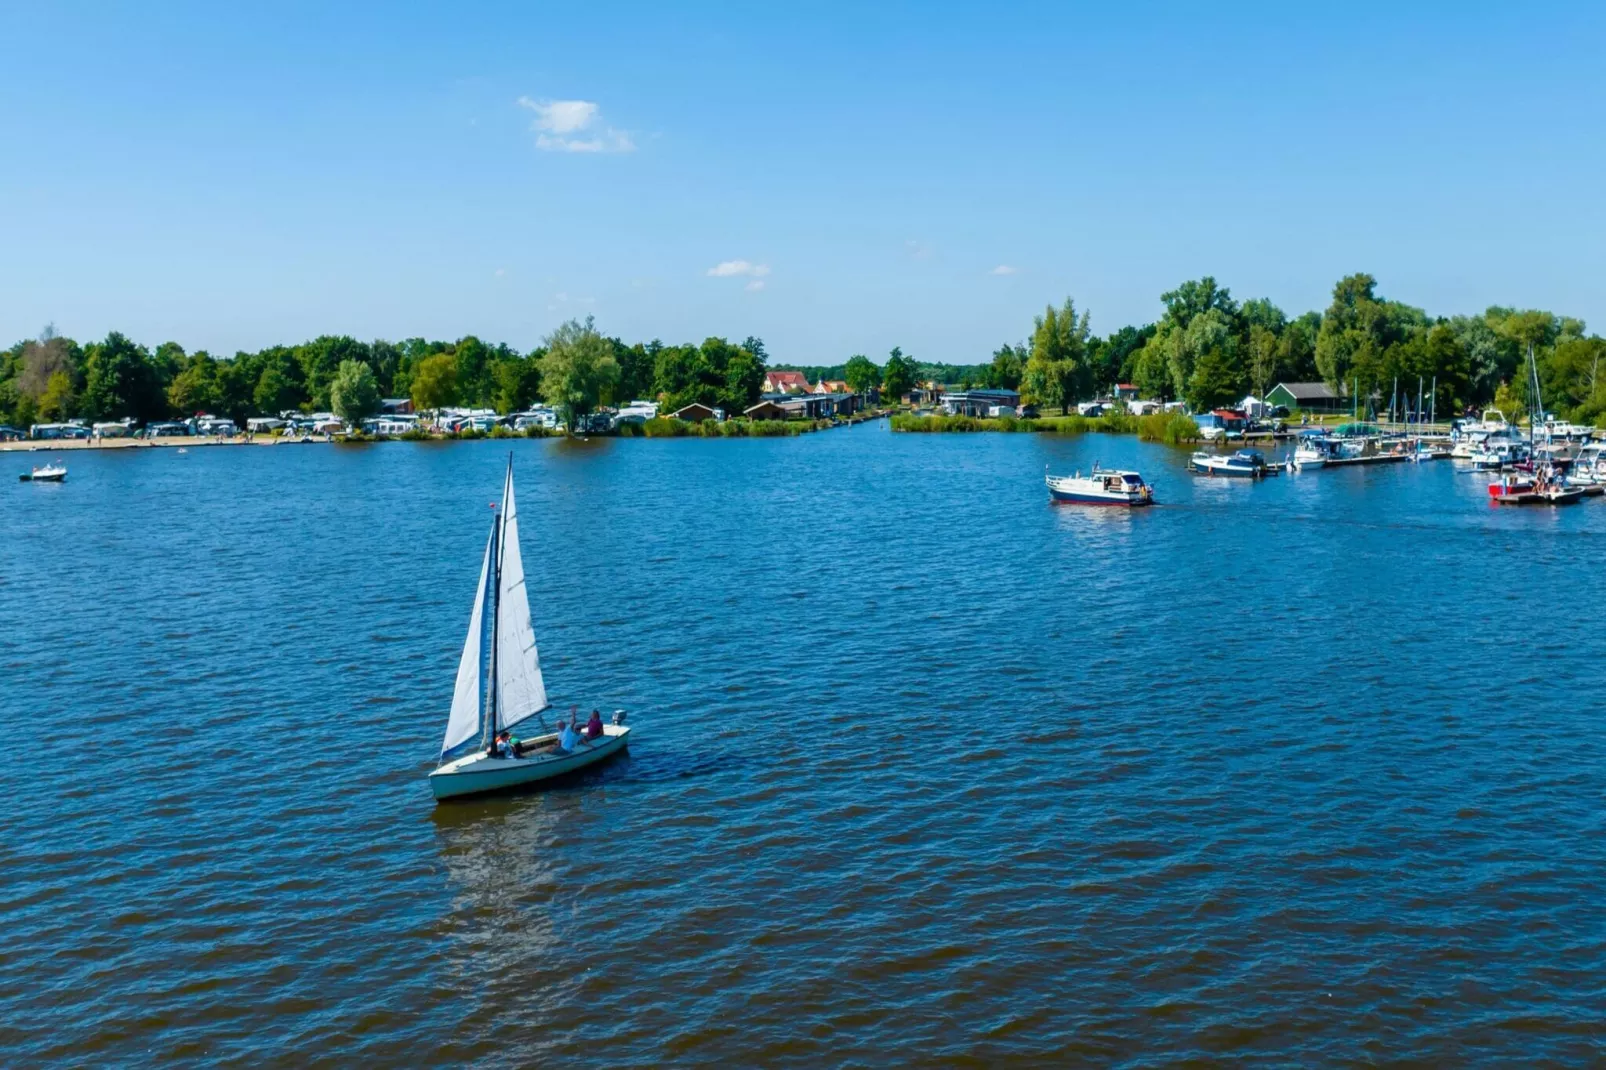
left=430, top=724, right=630, bottom=800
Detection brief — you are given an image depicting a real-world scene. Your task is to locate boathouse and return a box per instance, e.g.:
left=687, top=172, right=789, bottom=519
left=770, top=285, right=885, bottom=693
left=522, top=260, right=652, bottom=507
left=743, top=400, right=790, bottom=420
left=670, top=403, right=722, bottom=422
left=1266, top=381, right=1346, bottom=414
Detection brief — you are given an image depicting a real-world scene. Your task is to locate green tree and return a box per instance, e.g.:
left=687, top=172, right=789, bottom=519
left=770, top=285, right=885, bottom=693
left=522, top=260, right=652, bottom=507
left=538, top=317, right=619, bottom=428
left=39, top=370, right=76, bottom=421
left=410, top=352, right=459, bottom=412
left=82, top=331, right=164, bottom=421
left=980, top=344, right=1026, bottom=391
left=1248, top=324, right=1279, bottom=400
left=1279, top=312, right=1322, bottom=383
left=294, top=336, right=370, bottom=410
left=1315, top=274, right=1427, bottom=391
left=167, top=353, right=221, bottom=415
left=1161, top=277, right=1237, bottom=330
left=1023, top=298, right=1092, bottom=413
left=880, top=346, right=918, bottom=401
left=330, top=359, right=382, bottom=424
left=720, top=341, right=766, bottom=414
left=1131, top=333, right=1173, bottom=400
left=844, top=354, right=881, bottom=394
left=1180, top=310, right=1243, bottom=410
left=254, top=350, right=306, bottom=414
left=493, top=354, right=543, bottom=414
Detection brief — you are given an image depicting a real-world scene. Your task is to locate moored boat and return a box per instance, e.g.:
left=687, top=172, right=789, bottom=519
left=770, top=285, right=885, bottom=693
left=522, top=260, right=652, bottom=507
left=1045, top=465, right=1154, bottom=506
left=1191, top=449, right=1269, bottom=477
left=1286, top=433, right=1334, bottom=470
left=428, top=456, right=631, bottom=801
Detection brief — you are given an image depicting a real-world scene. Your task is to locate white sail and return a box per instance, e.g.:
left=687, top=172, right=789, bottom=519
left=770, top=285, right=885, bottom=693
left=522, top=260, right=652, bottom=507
left=495, top=465, right=549, bottom=731
left=441, top=525, right=495, bottom=760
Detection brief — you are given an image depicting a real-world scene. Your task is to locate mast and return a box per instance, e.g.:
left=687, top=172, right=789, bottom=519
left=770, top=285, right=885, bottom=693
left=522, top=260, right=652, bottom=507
left=1527, top=342, right=1539, bottom=449
left=483, top=505, right=502, bottom=748
left=485, top=453, right=514, bottom=746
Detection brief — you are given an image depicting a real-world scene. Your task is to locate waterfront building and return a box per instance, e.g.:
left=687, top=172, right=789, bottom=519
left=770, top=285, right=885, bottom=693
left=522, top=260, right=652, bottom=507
left=1266, top=382, right=1347, bottom=414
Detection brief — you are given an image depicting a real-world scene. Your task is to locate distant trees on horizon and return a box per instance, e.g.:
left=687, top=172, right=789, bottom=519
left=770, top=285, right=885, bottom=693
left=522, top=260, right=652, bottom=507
left=4, top=272, right=1603, bottom=429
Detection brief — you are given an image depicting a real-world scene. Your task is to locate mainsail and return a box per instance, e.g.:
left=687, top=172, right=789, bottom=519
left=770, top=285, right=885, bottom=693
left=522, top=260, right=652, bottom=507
left=494, top=464, right=549, bottom=731
left=441, top=524, right=495, bottom=760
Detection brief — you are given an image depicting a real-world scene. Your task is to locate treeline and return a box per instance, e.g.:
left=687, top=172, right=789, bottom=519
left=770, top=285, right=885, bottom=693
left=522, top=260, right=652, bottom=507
left=980, top=273, right=1606, bottom=423
left=0, top=321, right=783, bottom=429
left=8, top=271, right=1600, bottom=429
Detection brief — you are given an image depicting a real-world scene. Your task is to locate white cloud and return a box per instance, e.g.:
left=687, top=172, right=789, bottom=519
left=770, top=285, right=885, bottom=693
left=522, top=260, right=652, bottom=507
left=989, top=264, right=1019, bottom=275
left=707, top=260, right=770, bottom=278
left=516, top=96, right=635, bottom=153
left=744, top=280, right=766, bottom=292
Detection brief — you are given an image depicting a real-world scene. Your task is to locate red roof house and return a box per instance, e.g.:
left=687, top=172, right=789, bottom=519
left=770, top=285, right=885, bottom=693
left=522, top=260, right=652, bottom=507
left=763, top=370, right=810, bottom=394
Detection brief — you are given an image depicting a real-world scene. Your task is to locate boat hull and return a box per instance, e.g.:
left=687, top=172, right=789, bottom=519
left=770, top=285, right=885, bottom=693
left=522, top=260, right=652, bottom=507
left=1192, top=462, right=1261, bottom=476
left=1047, top=488, right=1151, bottom=506
left=430, top=724, right=630, bottom=800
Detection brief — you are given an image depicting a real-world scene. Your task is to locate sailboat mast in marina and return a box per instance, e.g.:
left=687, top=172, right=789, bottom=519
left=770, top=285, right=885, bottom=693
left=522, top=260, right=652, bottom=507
left=429, top=455, right=631, bottom=801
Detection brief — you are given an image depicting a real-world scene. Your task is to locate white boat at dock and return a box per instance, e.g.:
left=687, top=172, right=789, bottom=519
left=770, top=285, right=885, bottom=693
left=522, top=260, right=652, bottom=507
left=1191, top=448, right=1271, bottom=477
left=1045, top=465, right=1154, bottom=506
left=429, top=457, right=631, bottom=801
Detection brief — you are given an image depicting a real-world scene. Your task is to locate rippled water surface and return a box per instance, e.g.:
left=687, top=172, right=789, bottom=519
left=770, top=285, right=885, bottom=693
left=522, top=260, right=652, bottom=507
left=4, top=426, right=1606, bottom=1065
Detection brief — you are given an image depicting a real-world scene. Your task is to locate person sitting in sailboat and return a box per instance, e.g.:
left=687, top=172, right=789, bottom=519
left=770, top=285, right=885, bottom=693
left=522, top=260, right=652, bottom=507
left=556, top=719, right=581, bottom=754
left=585, top=709, right=605, bottom=740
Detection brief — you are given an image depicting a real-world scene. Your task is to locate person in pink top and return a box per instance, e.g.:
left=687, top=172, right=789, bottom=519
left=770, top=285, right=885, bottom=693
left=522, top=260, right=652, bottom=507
left=584, top=709, right=605, bottom=740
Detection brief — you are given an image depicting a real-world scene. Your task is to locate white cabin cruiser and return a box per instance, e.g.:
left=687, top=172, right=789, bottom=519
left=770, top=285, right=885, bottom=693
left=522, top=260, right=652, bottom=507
left=1045, top=465, right=1154, bottom=505
left=429, top=457, right=630, bottom=801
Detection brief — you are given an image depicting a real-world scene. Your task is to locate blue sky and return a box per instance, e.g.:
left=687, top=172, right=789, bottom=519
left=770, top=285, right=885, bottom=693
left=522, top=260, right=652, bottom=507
left=2, top=1, right=1603, bottom=363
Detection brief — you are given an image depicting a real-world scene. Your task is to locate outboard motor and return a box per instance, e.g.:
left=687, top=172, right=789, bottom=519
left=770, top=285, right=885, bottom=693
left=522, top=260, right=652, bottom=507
left=611, top=709, right=628, bottom=726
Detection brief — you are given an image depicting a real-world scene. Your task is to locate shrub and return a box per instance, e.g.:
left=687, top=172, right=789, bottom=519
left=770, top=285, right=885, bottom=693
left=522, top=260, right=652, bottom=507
left=1138, top=410, right=1200, bottom=444
left=398, top=428, right=433, bottom=441
left=1100, top=410, right=1138, bottom=434
left=642, top=417, right=690, bottom=437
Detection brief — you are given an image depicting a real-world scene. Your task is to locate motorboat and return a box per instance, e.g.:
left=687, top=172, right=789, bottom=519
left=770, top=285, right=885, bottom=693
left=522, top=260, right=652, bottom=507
left=1469, top=441, right=1530, bottom=471
left=1286, top=435, right=1334, bottom=471
left=1191, top=449, right=1269, bottom=477
left=1046, top=465, right=1154, bottom=505
left=19, top=463, right=66, bottom=483
left=1488, top=467, right=1584, bottom=505
left=429, top=456, right=631, bottom=801
left=1568, top=443, right=1606, bottom=485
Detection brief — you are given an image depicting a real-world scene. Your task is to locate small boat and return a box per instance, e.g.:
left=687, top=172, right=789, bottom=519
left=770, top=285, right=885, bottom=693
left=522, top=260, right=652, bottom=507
left=19, top=463, right=67, bottom=483
left=1045, top=465, right=1154, bottom=506
left=1488, top=471, right=1584, bottom=505
left=1286, top=435, right=1333, bottom=471
left=429, top=456, right=631, bottom=801
left=1191, top=449, right=1269, bottom=477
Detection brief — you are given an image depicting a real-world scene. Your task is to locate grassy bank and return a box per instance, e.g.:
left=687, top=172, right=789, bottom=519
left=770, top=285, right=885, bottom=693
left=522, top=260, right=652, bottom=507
left=620, top=417, right=817, bottom=438
left=890, top=409, right=1202, bottom=444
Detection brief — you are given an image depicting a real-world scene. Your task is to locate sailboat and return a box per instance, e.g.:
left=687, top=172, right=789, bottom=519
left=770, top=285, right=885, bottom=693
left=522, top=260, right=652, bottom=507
left=429, top=456, right=630, bottom=801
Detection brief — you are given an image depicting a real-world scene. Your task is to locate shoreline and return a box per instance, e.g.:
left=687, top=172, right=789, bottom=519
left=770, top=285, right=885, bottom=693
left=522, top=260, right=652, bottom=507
left=2, top=410, right=895, bottom=452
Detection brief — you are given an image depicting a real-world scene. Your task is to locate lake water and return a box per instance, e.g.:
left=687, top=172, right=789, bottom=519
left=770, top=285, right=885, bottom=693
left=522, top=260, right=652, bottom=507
left=4, top=425, right=1605, bottom=1065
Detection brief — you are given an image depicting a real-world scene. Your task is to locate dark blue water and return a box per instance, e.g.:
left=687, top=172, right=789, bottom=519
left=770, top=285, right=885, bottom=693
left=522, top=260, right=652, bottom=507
left=4, top=426, right=1605, bottom=1065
